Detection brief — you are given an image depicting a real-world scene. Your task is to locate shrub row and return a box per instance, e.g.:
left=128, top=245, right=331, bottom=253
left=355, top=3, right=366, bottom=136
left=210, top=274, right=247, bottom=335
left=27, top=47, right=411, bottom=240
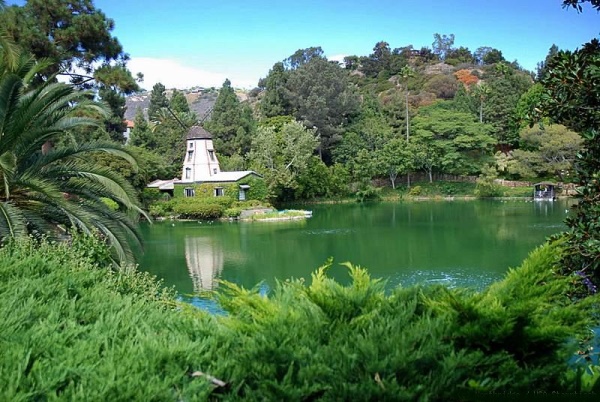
left=1, top=236, right=599, bottom=400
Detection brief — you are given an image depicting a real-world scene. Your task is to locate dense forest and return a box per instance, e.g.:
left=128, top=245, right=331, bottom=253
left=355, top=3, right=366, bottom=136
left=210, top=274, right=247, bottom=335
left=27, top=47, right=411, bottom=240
left=129, top=37, right=583, bottom=202
left=0, top=1, right=587, bottom=205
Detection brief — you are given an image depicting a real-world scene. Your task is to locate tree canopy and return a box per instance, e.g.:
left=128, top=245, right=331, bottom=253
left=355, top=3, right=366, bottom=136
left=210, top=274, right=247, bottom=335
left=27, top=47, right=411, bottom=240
left=0, top=40, right=145, bottom=263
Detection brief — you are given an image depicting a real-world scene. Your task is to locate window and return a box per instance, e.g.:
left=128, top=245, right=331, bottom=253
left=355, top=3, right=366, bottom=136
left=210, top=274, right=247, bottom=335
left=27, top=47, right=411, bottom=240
left=213, top=168, right=218, bottom=174
left=184, top=188, right=195, bottom=197
left=214, top=187, right=224, bottom=197
left=208, top=150, right=215, bottom=161
left=189, top=142, right=194, bottom=149
left=187, top=150, right=193, bottom=162
left=185, top=167, right=191, bottom=179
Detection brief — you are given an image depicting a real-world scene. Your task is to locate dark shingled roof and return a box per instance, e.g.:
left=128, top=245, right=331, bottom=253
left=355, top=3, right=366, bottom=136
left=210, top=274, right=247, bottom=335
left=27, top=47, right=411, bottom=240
left=186, top=126, right=213, bottom=140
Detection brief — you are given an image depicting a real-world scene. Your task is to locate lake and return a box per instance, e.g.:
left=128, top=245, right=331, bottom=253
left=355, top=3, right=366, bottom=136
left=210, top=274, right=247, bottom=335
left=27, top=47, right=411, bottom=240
left=138, top=199, right=573, bottom=299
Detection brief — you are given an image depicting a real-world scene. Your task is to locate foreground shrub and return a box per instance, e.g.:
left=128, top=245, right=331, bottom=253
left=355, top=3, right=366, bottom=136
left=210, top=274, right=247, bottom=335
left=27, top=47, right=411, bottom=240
left=1, top=237, right=599, bottom=400
left=210, top=245, right=600, bottom=399
left=0, top=238, right=218, bottom=401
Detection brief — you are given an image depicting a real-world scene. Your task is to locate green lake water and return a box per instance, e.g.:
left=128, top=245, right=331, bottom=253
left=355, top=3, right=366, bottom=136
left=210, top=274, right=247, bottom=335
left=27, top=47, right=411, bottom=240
left=138, top=199, right=573, bottom=298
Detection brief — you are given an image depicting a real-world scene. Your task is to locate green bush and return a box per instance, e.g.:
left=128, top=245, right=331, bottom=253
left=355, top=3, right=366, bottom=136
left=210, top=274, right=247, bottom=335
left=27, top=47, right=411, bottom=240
left=2, top=237, right=598, bottom=400
left=172, top=201, right=225, bottom=220
left=355, top=186, right=382, bottom=202
left=408, top=185, right=423, bottom=196
left=148, top=201, right=173, bottom=218
left=210, top=243, right=600, bottom=399
left=224, top=207, right=242, bottom=218
left=0, top=238, right=215, bottom=401
left=475, top=179, right=503, bottom=198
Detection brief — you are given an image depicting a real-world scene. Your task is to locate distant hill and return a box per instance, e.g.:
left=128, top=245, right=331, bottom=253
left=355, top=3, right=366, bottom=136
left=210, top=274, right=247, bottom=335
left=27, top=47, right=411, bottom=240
left=124, top=88, right=248, bottom=123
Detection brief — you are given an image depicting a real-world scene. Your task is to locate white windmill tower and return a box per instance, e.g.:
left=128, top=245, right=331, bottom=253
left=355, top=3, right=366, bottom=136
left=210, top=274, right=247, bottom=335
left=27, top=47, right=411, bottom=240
left=180, top=126, right=221, bottom=183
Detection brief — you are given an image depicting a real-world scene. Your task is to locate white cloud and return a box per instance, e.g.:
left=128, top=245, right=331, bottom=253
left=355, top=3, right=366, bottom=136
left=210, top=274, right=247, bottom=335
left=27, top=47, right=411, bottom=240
left=127, top=57, right=257, bottom=91
left=327, top=54, right=348, bottom=66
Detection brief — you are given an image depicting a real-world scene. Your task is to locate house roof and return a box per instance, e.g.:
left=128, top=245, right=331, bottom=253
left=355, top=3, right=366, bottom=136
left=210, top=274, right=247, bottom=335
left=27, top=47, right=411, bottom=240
left=147, top=178, right=180, bottom=190
left=201, top=171, right=261, bottom=183
left=186, top=125, right=213, bottom=140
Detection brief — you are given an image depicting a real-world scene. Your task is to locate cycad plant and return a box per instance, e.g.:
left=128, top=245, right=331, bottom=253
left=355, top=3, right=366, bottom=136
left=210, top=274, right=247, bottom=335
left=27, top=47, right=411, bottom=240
left=0, top=37, right=147, bottom=264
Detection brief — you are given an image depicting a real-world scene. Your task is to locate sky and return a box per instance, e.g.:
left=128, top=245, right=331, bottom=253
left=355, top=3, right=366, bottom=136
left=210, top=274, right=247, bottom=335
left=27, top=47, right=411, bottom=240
left=9, top=1, right=600, bottom=90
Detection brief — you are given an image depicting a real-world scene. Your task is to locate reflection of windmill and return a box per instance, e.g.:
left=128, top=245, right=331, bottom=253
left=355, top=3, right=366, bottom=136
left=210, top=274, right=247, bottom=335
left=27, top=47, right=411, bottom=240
left=185, top=237, right=224, bottom=291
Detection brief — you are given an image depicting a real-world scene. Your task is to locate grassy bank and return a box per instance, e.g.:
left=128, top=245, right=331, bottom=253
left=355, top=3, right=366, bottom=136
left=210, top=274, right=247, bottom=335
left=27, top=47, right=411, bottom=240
left=1, top=237, right=598, bottom=400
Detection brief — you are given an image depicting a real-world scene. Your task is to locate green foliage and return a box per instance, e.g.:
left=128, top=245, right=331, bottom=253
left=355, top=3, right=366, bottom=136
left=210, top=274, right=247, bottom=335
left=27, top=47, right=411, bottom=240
left=2, top=237, right=599, bottom=400
left=224, top=207, right=242, bottom=218
left=167, top=191, right=235, bottom=220
left=295, top=158, right=350, bottom=199
left=249, top=121, right=319, bottom=201
left=285, top=56, right=361, bottom=164
left=259, top=62, right=291, bottom=118
left=0, top=0, right=138, bottom=92
left=401, top=181, right=478, bottom=197
left=170, top=89, right=190, bottom=113
left=408, top=185, right=423, bottom=196
left=539, top=36, right=600, bottom=289
left=242, top=177, right=269, bottom=202
left=204, top=79, right=255, bottom=156
left=355, top=185, right=382, bottom=202
left=0, top=237, right=216, bottom=401
left=0, top=41, right=146, bottom=264
left=481, top=66, right=533, bottom=146
left=171, top=198, right=226, bottom=220
left=475, top=166, right=503, bottom=198
left=211, top=242, right=599, bottom=399
left=507, top=124, right=583, bottom=182
left=147, top=82, right=169, bottom=120
left=411, top=103, right=497, bottom=178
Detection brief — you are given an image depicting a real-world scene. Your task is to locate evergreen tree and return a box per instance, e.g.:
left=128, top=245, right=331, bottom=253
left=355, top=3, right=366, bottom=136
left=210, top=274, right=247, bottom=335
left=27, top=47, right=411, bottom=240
left=170, top=89, right=190, bottom=113
left=259, top=62, right=291, bottom=118
left=205, top=79, right=255, bottom=157
left=148, top=82, right=168, bottom=120
left=286, top=57, right=360, bottom=164
left=129, top=108, right=155, bottom=149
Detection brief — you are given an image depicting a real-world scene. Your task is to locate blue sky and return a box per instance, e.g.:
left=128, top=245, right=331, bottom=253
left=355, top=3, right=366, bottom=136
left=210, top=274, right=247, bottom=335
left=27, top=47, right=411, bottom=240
left=9, top=1, right=600, bottom=89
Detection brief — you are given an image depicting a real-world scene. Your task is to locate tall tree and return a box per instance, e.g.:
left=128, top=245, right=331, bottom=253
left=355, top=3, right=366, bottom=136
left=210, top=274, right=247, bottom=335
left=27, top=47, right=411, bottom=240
left=481, top=66, right=532, bottom=146
left=205, top=79, right=255, bottom=156
left=445, top=46, right=474, bottom=65
left=286, top=57, right=360, bottom=164
left=0, top=0, right=132, bottom=84
left=170, top=89, right=190, bottom=113
left=536, top=44, right=559, bottom=80
left=284, top=46, right=324, bottom=70
left=128, top=108, right=155, bottom=149
left=432, top=33, right=455, bottom=61
left=0, top=0, right=140, bottom=142
left=377, top=138, right=412, bottom=189
left=411, top=103, right=496, bottom=177
left=259, top=62, right=291, bottom=118
left=507, top=124, right=583, bottom=181
left=249, top=121, right=318, bottom=200
left=147, top=82, right=168, bottom=120
left=361, top=41, right=392, bottom=78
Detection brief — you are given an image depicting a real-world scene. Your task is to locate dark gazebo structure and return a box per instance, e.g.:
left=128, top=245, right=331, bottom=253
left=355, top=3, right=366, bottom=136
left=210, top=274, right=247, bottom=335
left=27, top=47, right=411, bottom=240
left=533, top=182, right=557, bottom=201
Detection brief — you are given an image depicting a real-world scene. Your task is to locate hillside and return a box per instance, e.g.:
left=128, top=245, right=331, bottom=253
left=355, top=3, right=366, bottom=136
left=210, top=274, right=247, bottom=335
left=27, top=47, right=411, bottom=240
left=124, top=88, right=218, bottom=122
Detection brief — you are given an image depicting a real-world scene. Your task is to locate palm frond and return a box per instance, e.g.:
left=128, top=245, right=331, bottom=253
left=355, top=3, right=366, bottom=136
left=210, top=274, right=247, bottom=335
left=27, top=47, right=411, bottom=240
left=0, top=201, right=27, bottom=239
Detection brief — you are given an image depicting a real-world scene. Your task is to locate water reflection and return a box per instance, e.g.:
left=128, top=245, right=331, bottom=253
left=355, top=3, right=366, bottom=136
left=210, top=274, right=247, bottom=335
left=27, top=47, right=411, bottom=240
left=185, top=237, right=223, bottom=291
left=140, top=200, right=573, bottom=295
